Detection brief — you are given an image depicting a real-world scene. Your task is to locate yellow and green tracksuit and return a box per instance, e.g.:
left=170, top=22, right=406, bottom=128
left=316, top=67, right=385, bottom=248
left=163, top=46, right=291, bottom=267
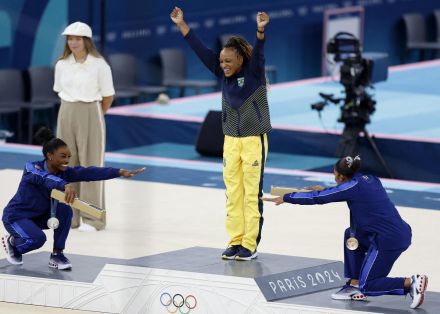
left=185, top=30, right=272, bottom=252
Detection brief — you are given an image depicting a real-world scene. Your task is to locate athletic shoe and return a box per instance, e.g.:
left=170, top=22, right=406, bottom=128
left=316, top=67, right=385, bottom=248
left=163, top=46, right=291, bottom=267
left=222, top=245, right=241, bottom=260
left=49, top=252, right=72, bottom=270
left=235, top=246, right=258, bottom=261
left=410, top=274, right=428, bottom=309
left=1, top=234, right=23, bottom=265
left=331, top=284, right=366, bottom=300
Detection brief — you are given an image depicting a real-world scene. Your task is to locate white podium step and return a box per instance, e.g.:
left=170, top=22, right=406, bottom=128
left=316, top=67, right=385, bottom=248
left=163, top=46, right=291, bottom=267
left=0, top=247, right=438, bottom=314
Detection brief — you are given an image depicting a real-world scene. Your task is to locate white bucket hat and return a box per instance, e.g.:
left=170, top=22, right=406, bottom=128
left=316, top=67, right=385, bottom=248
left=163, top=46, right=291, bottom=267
left=62, top=22, right=92, bottom=38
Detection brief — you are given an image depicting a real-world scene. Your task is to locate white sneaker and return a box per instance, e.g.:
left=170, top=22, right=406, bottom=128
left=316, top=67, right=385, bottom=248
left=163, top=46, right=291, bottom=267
left=78, top=223, right=97, bottom=232
left=2, top=235, right=23, bottom=265
left=331, top=285, right=366, bottom=300
left=410, top=274, right=428, bottom=309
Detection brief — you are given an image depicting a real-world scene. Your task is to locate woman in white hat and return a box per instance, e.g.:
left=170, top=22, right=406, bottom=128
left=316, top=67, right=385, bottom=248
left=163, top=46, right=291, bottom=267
left=54, top=21, right=115, bottom=232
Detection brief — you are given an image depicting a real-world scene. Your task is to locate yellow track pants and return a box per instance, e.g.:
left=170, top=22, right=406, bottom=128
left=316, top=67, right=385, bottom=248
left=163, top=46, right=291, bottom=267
left=223, top=134, right=268, bottom=252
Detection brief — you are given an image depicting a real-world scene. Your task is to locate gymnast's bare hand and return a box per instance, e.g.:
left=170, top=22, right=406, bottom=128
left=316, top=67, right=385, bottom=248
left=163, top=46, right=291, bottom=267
left=119, top=167, right=146, bottom=178
left=170, top=7, right=189, bottom=36
left=170, top=7, right=184, bottom=25
left=64, top=183, right=77, bottom=204
left=262, top=196, right=284, bottom=205
left=257, top=12, right=270, bottom=29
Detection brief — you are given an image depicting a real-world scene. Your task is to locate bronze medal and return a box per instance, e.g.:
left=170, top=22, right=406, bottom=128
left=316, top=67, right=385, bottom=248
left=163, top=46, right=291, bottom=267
left=346, top=237, right=359, bottom=250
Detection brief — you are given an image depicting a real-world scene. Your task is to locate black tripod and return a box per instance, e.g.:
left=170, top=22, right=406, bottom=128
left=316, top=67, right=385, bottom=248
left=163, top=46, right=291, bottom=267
left=336, top=123, right=394, bottom=178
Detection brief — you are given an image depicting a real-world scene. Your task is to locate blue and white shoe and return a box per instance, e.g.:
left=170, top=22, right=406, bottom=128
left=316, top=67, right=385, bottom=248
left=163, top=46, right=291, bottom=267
left=2, top=234, right=23, bottom=265
left=49, top=252, right=72, bottom=270
left=410, top=274, right=428, bottom=309
left=235, top=246, right=258, bottom=261
left=331, top=284, right=366, bottom=300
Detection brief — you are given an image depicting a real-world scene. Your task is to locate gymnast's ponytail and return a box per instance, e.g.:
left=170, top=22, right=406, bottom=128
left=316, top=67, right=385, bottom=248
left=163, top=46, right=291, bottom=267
left=34, top=127, right=67, bottom=160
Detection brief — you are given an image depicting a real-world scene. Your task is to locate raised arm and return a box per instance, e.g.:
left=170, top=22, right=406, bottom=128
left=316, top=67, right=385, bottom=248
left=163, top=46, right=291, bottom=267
left=170, top=6, right=221, bottom=76
left=256, top=12, right=269, bottom=40
left=250, top=12, right=269, bottom=75
left=170, top=6, right=189, bottom=36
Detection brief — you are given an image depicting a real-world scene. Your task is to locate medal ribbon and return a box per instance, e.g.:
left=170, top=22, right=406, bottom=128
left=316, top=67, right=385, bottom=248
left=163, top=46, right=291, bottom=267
left=51, top=198, right=59, bottom=218
left=349, top=211, right=356, bottom=238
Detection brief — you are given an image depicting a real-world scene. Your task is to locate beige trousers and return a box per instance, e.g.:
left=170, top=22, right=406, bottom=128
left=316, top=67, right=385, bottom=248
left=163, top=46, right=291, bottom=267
left=56, top=100, right=106, bottom=230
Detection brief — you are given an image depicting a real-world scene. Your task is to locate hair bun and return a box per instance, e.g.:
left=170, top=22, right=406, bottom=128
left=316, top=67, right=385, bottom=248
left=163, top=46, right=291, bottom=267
left=34, top=127, right=55, bottom=145
left=335, top=155, right=361, bottom=177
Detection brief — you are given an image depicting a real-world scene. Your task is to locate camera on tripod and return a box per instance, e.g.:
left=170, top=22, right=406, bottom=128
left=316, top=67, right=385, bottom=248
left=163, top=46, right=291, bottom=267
left=310, top=32, right=393, bottom=178
left=311, top=32, right=388, bottom=126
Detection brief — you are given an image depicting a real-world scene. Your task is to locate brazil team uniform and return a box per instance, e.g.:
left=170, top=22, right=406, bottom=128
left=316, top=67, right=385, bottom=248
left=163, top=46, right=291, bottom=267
left=185, top=30, right=271, bottom=252
left=283, top=173, right=412, bottom=296
left=2, top=160, right=120, bottom=254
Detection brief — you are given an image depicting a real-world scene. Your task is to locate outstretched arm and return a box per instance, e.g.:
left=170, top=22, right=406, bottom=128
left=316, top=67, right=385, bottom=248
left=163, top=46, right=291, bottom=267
left=303, top=185, right=325, bottom=191
left=60, top=168, right=145, bottom=203
left=262, top=196, right=284, bottom=205
left=65, top=166, right=145, bottom=182
left=283, top=180, right=358, bottom=205
left=263, top=181, right=358, bottom=206
left=119, top=167, right=145, bottom=177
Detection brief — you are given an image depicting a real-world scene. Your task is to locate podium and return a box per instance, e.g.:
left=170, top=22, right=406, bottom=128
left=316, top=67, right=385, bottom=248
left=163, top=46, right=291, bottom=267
left=1, top=247, right=439, bottom=313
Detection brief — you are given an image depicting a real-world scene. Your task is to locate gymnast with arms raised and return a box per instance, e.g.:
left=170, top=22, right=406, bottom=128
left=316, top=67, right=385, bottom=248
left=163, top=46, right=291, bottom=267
left=170, top=6, right=272, bottom=261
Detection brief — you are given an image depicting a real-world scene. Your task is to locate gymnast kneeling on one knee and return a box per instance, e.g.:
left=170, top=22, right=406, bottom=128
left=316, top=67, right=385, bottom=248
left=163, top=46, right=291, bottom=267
left=2, top=127, right=144, bottom=270
left=263, top=155, right=428, bottom=309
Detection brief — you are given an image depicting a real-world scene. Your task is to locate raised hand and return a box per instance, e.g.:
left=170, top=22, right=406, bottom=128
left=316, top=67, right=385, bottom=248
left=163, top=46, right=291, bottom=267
left=261, top=196, right=284, bottom=205
left=119, top=167, right=146, bottom=178
left=170, top=6, right=184, bottom=25
left=170, top=6, right=189, bottom=36
left=256, top=12, right=269, bottom=29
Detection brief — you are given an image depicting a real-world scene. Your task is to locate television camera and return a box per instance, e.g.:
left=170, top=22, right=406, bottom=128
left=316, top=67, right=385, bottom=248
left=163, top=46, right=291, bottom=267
left=311, top=32, right=393, bottom=177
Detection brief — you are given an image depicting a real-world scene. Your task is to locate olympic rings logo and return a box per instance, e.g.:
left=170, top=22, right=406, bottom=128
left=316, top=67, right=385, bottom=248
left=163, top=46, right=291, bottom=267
left=160, top=292, right=197, bottom=313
